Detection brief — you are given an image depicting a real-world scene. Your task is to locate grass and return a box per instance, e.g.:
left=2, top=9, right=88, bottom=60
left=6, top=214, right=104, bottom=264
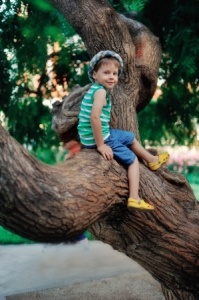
left=0, top=227, right=94, bottom=245
left=0, top=227, right=35, bottom=245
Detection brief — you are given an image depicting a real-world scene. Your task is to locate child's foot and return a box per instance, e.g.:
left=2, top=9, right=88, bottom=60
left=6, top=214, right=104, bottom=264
left=64, top=140, right=82, bottom=160
left=148, top=152, right=169, bottom=171
left=127, top=198, right=154, bottom=212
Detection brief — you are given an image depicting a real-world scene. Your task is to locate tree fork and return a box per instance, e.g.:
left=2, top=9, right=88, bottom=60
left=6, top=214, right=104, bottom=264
left=1, top=0, right=199, bottom=298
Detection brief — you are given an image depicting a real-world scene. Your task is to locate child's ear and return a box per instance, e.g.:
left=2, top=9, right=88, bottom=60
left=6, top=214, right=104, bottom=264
left=93, top=71, right=97, bottom=80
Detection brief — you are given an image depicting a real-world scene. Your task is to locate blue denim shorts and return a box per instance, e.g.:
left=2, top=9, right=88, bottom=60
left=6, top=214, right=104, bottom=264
left=84, top=129, right=136, bottom=166
left=105, top=129, right=135, bottom=166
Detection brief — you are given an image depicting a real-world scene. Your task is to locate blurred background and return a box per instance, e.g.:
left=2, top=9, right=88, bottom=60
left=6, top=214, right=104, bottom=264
left=0, top=0, right=198, bottom=244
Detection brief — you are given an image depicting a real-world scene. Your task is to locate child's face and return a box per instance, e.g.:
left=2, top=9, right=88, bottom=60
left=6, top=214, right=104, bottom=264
left=93, top=61, right=119, bottom=90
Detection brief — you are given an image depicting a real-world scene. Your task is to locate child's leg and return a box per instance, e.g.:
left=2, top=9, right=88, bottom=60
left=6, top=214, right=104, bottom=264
left=130, top=139, right=157, bottom=164
left=130, top=139, right=169, bottom=170
left=105, top=130, right=154, bottom=211
left=127, top=158, right=154, bottom=211
left=128, top=157, right=140, bottom=200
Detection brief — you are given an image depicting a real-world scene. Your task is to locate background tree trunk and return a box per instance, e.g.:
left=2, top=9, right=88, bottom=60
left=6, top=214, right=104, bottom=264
left=51, top=0, right=161, bottom=136
left=0, top=1, right=199, bottom=299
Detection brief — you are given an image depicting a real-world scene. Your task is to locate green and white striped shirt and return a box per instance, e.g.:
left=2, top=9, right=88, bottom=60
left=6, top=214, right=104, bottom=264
left=78, top=83, right=111, bottom=146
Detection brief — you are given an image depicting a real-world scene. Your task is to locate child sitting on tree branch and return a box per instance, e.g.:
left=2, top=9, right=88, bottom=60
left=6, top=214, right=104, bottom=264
left=77, top=50, right=169, bottom=211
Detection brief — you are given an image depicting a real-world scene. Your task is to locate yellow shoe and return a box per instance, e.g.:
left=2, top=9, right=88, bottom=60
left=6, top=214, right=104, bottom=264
left=127, top=198, right=154, bottom=211
left=148, top=152, right=169, bottom=171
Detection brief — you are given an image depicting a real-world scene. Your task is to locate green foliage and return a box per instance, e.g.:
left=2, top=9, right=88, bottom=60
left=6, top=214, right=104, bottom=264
left=138, top=0, right=199, bottom=146
left=190, top=184, right=199, bottom=200
left=110, top=0, right=147, bottom=13
left=139, top=82, right=199, bottom=146
left=0, top=0, right=89, bottom=162
left=52, top=38, right=89, bottom=89
left=28, top=0, right=53, bottom=12
left=169, top=163, right=199, bottom=184
left=123, top=0, right=148, bottom=12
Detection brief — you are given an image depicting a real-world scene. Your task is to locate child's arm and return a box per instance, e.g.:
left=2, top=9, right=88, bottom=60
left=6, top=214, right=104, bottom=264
left=91, top=89, right=113, bottom=160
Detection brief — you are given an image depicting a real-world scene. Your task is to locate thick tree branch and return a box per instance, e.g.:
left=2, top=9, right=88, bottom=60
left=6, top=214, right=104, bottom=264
left=0, top=123, right=127, bottom=241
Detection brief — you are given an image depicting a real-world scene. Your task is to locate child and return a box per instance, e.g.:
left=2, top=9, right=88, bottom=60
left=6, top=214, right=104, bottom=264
left=78, top=50, right=169, bottom=211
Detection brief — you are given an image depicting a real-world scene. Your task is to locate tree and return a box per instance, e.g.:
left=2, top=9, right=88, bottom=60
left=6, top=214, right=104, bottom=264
left=0, top=0, right=199, bottom=299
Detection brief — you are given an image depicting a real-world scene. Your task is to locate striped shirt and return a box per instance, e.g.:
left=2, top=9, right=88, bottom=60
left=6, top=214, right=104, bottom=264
left=78, top=83, right=111, bottom=146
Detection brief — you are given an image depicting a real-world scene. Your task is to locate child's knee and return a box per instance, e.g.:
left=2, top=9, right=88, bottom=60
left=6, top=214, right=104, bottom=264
left=131, top=138, right=137, bottom=146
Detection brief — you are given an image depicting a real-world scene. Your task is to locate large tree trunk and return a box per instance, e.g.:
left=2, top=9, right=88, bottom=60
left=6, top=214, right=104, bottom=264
left=1, top=1, right=199, bottom=299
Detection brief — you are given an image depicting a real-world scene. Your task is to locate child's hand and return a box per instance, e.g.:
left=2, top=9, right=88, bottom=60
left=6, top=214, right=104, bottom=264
left=97, top=144, right=113, bottom=160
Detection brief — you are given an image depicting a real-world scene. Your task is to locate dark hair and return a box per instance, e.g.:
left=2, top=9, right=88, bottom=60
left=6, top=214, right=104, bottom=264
left=94, top=57, right=120, bottom=73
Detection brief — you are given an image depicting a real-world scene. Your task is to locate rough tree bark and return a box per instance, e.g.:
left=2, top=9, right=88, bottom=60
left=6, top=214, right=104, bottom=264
left=0, top=1, right=199, bottom=299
